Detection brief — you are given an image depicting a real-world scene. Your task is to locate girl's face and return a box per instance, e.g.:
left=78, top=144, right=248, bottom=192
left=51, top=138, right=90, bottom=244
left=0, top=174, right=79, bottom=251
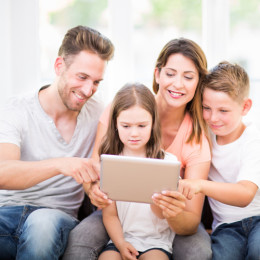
left=155, top=53, right=199, bottom=109
left=117, top=105, right=153, bottom=156
left=202, top=88, right=246, bottom=145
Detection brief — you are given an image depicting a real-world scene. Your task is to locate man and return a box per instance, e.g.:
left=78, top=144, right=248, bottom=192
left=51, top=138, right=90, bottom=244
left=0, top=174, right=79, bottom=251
left=0, top=25, right=114, bottom=260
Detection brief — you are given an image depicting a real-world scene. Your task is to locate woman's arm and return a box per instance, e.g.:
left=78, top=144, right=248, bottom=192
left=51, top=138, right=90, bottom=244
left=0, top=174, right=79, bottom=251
left=83, top=121, right=112, bottom=208
left=179, top=178, right=258, bottom=207
left=152, top=161, right=210, bottom=235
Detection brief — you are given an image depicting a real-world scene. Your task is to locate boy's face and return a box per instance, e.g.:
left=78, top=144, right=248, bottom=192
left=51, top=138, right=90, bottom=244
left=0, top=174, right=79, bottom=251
left=57, top=50, right=106, bottom=111
left=202, top=88, right=246, bottom=144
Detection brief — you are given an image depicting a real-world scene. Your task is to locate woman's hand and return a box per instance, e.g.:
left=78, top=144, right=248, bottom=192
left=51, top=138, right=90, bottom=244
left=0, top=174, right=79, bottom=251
left=84, top=181, right=112, bottom=208
left=151, top=190, right=186, bottom=219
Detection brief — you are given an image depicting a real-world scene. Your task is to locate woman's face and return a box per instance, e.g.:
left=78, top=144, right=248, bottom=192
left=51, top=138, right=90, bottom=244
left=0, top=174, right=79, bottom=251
left=155, top=53, right=199, bottom=109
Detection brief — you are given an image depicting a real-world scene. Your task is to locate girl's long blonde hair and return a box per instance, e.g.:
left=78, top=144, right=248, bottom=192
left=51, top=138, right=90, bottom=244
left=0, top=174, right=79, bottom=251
left=99, top=83, right=164, bottom=159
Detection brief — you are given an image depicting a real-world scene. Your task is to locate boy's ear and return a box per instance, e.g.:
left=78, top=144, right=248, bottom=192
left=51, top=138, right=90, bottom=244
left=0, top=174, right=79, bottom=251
left=242, top=98, right=252, bottom=116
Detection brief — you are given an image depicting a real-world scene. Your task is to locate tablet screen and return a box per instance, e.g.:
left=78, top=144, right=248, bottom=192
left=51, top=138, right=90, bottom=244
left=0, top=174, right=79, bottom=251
left=100, top=154, right=181, bottom=204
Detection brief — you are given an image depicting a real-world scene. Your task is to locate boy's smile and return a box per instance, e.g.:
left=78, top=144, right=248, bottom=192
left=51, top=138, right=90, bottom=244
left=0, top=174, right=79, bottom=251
left=202, top=88, right=247, bottom=145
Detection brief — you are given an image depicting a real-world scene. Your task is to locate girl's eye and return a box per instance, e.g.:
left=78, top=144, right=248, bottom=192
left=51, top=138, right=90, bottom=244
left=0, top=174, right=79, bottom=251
left=139, top=125, right=146, bottom=128
left=166, top=73, right=174, bottom=77
left=122, top=125, right=129, bottom=128
left=202, top=106, right=210, bottom=110
left=184, top=76, right=193, bottom=80
left=220, top=110, right=228, bottom=113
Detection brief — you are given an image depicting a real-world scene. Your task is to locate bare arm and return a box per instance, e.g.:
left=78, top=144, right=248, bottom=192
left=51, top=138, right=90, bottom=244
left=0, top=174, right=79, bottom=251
left=179, top=178, right=258, bottom=207
left=102, top=202, right=139, bottom=259
left=83, top=122, right=112, bottom=208
left=152, top=161, right=210, bottom=235
left=0, top=143, right=99, bottom=190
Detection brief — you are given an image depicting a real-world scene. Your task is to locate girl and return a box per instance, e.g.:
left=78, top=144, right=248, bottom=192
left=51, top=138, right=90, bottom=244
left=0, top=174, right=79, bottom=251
left=98, top=83, right=179, bottom=260
left=64, top=38, right=211, bottom=260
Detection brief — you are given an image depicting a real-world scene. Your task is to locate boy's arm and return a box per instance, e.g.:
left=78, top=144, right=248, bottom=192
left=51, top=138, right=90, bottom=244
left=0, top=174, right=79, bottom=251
left=179, top=178, right=258, bottom=207
left=102, top=202, right=139, bottom=259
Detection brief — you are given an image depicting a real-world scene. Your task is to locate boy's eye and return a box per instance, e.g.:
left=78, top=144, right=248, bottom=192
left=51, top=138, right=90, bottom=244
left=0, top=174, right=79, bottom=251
left=139, top=125, right=146, bottom=128
left=202, top=106, right=210, bottom=110
left=220, top=109, right=228, bottom=113
left=122, top=125, right=129, bottom=128
left=78, top=75, right=86, bottom=80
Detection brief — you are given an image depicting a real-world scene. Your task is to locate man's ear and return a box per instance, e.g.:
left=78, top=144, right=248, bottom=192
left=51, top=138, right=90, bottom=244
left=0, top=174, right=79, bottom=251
left=242, top=98, right=252, bottom=116
left=54, top=56, right=65, bottom=76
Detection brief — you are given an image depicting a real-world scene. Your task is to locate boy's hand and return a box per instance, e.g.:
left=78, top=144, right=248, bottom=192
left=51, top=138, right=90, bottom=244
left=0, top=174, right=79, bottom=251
left=178, top=179, right=202, bottom=200
left=118, top=241, right=139, bottom=260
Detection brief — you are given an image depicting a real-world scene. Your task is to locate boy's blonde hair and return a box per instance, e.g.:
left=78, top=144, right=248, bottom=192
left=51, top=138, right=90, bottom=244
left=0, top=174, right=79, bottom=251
left=203, top=61, right=250, bottom=103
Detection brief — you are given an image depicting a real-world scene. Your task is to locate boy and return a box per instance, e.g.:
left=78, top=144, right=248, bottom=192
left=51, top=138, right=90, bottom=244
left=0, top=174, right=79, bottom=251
left=178, top=61, right=260, bottom=260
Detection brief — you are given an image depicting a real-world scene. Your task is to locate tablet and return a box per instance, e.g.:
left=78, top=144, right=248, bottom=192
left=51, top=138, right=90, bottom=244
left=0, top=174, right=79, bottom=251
left=100, top=154, right=181, bottom=204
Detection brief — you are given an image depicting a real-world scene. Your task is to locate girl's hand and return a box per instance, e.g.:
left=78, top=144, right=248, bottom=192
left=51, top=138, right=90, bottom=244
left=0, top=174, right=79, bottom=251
left=152, top=190, right=186, bottom=219
left=178, top=179, right=203, bottom=200
left=85, top=181, right=112, bottom=208
left=118, top=241, right=139, bottom=260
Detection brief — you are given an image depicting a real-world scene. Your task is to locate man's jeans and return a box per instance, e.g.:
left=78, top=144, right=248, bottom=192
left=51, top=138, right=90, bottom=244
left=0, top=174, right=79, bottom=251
left=211, top=216, right=260, bottom=260
left=63, top=210, right=212, bottom=260
left=0, top=205, right=78, bottom=260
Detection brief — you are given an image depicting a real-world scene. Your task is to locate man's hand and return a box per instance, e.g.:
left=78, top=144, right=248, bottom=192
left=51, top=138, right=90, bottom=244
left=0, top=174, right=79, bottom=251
left=56, top=157, right=100, bottom=184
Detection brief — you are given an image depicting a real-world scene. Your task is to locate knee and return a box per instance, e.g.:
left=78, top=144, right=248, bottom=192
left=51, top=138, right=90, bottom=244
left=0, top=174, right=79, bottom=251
left=20, top=209, right=78, bottom=256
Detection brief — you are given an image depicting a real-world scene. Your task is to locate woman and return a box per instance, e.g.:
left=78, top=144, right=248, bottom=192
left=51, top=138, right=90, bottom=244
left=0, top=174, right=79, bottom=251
left=63, top=38, right=212, bottom=260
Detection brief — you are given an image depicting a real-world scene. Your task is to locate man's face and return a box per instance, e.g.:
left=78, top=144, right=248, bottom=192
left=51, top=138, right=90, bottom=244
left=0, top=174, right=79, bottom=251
left=57, top=51, right=106, bottom=111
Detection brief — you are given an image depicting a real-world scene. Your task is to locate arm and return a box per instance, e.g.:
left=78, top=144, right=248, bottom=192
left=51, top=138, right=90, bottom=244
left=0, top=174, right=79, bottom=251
left=152, top=161, right=210, bottom=235
left=83, top=122, right=112, bottom=208
left=0, top=143, right=99, bottom=190
left=179, top=178, right=258, bottom=207
left=102, top=202, right=139, bottom=259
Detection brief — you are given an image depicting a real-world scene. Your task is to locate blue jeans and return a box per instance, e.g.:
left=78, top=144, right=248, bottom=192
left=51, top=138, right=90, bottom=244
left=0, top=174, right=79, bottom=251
left=211, top=216, right=260, bottom=260
left=0, top=205, right=78, bottom=260
left=62, top=210, right=212, bottom=260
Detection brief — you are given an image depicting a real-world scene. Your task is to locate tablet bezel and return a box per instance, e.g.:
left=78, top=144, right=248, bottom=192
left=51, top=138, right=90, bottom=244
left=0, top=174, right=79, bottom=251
left=100, top=154, right=181, bottom=204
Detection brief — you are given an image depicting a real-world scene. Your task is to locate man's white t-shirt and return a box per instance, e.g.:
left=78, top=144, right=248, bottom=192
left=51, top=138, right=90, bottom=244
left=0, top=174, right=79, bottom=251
left=0, top=88, right=104, bottom=218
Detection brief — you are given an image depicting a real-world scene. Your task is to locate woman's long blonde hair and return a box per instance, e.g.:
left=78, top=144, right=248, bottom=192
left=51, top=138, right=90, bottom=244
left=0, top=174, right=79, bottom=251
left=153, top=38, right=208, bottom=144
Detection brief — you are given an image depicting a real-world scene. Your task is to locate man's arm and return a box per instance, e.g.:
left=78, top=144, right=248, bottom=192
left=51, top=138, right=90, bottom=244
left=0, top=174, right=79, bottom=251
left=0, top=143, right=99, bottom=190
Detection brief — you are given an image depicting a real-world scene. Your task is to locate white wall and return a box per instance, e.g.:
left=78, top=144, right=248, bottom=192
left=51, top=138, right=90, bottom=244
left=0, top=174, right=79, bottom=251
left=0, top=0, right=40, bottom=105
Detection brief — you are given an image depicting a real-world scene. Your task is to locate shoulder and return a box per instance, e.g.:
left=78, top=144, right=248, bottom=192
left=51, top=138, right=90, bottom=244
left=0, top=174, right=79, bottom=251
left=164, top=151, right=178, bottom=162
left=0, top=91, right=36, bottom=118
left=81, top=93, right=105, bottom=116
